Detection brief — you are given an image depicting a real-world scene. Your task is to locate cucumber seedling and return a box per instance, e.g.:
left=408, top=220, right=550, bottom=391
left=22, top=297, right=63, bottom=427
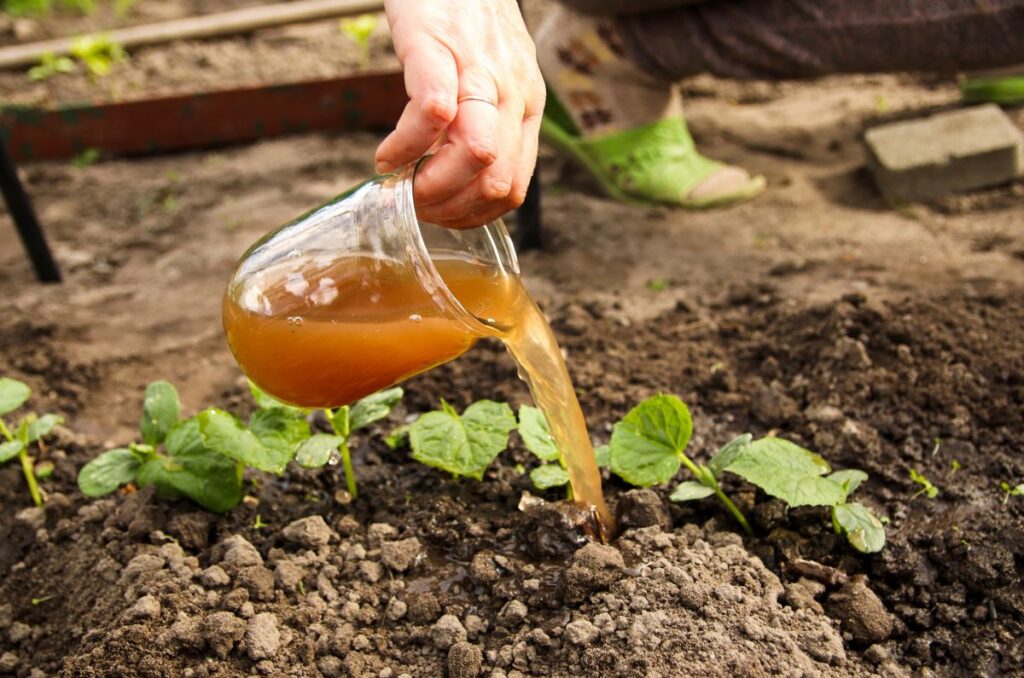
left=294, top=385, right=403, bottom=499
left=0, top=377, right=64, bottom=507
left=606, top=394, right=885, bottom=553
left=79, top=380, right=402, bottom=511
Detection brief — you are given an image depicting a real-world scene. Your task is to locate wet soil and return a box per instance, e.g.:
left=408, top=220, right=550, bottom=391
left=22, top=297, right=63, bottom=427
left=1, top=11, right=1023, bottom=676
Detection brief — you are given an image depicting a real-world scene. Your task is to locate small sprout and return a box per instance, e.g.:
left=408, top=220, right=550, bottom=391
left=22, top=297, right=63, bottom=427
left=339, top=13, right=379, bottom=70
left=31, top=595, right=54, bottom=606
left=950, top=459, right=961, bottom=474
left=34, top=460, right=55, bottom=479
left=513, top=463, right=525, bottom=475
left=931, top=437, right=942, bottom=457
left=1, top=377, right=63, bottom=507
left=909, top=468, right=939, bottom=499
left=297, top=580, right=306, bottom=596
left=71, top=148, right=100, bottom=168
left=28, top=52, right=75, bottom=81
left=70, top=33, right=127, bottom=78
left=253, top=513, right=268, bottom=530
left=875, top=95, right=889, bottom=113
left=1000, top=481, right=1023, bottom=506
left=646, top=278, right=669, bottom=292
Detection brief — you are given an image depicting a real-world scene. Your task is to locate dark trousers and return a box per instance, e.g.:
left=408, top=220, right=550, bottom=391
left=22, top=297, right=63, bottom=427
left=611, top=0, right=1024, bottom=80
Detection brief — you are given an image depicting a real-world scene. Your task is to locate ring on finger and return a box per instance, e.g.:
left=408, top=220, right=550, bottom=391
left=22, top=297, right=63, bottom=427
left=457, top=95, right=499, bottom=108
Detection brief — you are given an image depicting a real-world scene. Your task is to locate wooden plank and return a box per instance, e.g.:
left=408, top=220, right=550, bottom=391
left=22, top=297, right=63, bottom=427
left=0, top=0, right=385, bottom=70
left=0, top=71, right=406, bottom=162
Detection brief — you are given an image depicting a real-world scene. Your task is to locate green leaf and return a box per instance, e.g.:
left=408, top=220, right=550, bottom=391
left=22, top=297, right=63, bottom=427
left=330, top=406, right=350, bottom=436
left=137, top=451, right=242, bottom=513
left=26, top=413, right=63, bottom=443
left=384, top=424, right=411, bottom=450
left=594, top=444, right=610, bottom=469
left=0, top=440, right=25, bottom=463
left=248, top=380, right=308, bottom=414
left=833, top=503, right=886, bottom=553
left=196, top=408, right=289, bottom=474
left=609, top=394, right=693, bottom=487
left=530, top=464, right=570, bottom=490
left=295, top=434, right=343, bottom=468
left=140, top=381, right=180, bottom=445
left=350, top=387, right=403, bottom=432
left=517, top=405, right=560, bottom=462
left=828, top=469, right=869, bottom=497
left=409, top=400, right=516, bottom=480
left=77, top=448, right=139, bottom=497
left=164, top=418, right=204, bottom=457
left=708, top=433, right=753, bottom=477
left=0, top=377, right=31, bottom=416
left=724, top=437, right=845, bottom=507
left=249, top=408, right=310, bottom=447
left=670, top=480, right=716, bottom=502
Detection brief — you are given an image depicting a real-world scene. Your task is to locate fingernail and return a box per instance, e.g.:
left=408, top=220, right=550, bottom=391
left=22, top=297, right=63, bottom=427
left=376, top=161, right=393, bottom=174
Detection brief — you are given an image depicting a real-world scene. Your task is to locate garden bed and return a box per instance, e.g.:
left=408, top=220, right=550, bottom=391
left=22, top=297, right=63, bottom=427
left=1, top=10, right=1023, bottom=677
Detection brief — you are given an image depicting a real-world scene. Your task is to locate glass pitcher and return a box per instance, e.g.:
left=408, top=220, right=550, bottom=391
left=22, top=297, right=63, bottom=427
left=222, top=162, right=522, bottom=408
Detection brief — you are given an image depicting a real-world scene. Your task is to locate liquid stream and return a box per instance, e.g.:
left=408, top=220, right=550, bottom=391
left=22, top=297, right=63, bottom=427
left=224, top=253, right=614, bottom=535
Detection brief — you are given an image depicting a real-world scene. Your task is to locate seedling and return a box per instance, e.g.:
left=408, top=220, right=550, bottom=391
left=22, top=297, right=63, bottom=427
left=398, top=399, right=516, bottom=480
left=31, top=595, right=54, bottom=605
left=28, top=52, right=75, bottom=81
left=646, top=278, right=670, bottom=292
left=0, top=377, right=64, bottom=507
left=298, top=385, right=403, bottom=499
left=253, top=513, right=268, bottom=530
left=71, top=148, right=100, bottom=168
left=518, top=405, right=571, bottom=497
left=1000, top=481, right=1023, bottom=506
left=606, top=394, right=885, bottom=553
left=909, top=468, right=939, bottom=499
left=339, top=13, right=378, bottom=70
left=950, top=459, right=961, bottom=474
left=70, top=33, right=126, bottom=78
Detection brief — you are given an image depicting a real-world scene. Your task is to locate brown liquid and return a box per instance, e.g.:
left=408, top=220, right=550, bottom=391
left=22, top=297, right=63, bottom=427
left=224, top=254, right=613, bottom=533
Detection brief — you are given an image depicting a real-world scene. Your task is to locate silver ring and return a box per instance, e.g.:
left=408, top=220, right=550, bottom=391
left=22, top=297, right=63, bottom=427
left=457, top=95, right=498, bottom=107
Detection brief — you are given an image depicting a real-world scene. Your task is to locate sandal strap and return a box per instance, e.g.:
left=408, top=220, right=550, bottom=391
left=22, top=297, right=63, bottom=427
left=576, top=117, right=721, bottom=204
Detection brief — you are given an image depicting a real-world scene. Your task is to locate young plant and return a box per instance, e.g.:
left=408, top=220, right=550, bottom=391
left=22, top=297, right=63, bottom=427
left=70, top=33, right=126, bottom=78
left=1000, top=481, right=1023, bottom=506
left=518, top=405, right=572, bottom=496
left=0, top=377, right=64, bottom=507
left=607, top=394, right=885, bottom=553
left=402, top=399, right=516, bottom=480
left=292, top=385, right=403, bottom=500
left=28, top=52, right=75, bottom=81
left=339, top=13, right=378, bottom=70
left=908, top=468, right=939, bottom=499
left=78, top=380, right=312, bottom=512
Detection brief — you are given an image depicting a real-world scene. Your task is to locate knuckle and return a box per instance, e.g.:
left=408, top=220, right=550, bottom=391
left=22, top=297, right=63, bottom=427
left=480, top=174, right=513, bottom=202
left=419, top=96, right=457, bottom=128
left=506, top=183, right=529, bottom=209
left=466, top=138, right=499, bottom=168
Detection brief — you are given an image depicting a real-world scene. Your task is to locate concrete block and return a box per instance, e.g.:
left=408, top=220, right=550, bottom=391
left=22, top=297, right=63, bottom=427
left=864, top=104, right=1023, bottom=202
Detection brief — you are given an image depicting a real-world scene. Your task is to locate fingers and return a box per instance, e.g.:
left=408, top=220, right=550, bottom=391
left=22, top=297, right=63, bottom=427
left=413, top=97, right=502, bottom=206
left=418, top=93, right=540, bottom=229
left=375, top=39, right=459, bottom=174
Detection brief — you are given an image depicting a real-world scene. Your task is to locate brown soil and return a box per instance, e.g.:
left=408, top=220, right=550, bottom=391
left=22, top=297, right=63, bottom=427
left=2, top=4, right=1024, bottom=677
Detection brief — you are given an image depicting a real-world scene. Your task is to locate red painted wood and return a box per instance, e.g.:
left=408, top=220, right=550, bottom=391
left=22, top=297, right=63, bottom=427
left=0, top=71, right=406, bottom=162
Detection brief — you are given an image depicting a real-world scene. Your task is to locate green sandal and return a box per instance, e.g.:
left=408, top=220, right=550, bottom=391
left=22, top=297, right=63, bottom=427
left=540, top=90, right=766, bottom=208
left=961, top=75, right=1024, bottom=105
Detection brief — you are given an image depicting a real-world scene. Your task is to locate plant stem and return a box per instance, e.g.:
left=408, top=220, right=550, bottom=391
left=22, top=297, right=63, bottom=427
left=831, top=507, right=842, bottom=535
left=678, top=454, right=752, bottom=535
left=340, top=438, right=357, bottom=499
left=19, top=449, right=43, bottom=507
left=1, top=418, right=42, bottom=507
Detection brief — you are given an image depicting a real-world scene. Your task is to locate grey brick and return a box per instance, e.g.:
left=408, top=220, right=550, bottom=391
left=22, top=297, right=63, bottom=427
left=864, top=104, right=1023, bottom=202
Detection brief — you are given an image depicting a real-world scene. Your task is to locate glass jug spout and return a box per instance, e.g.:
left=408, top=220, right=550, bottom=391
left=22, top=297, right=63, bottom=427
left=222, top=162, right=521, bottom=409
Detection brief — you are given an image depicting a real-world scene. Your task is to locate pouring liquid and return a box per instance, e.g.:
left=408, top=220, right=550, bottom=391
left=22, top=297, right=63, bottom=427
left=223, top=253, right=614, bottom=534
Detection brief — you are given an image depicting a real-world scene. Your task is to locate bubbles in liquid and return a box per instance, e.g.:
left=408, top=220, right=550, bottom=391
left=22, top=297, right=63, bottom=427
left=287, top=316, right=304, bottom=327
left=408, top=313, right=422, bottom=323
left=369, top=293, right=382, bottom=304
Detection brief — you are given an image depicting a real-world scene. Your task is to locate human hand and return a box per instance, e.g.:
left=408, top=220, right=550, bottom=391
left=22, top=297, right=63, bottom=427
left=377, top=0, right=545, bottom=228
